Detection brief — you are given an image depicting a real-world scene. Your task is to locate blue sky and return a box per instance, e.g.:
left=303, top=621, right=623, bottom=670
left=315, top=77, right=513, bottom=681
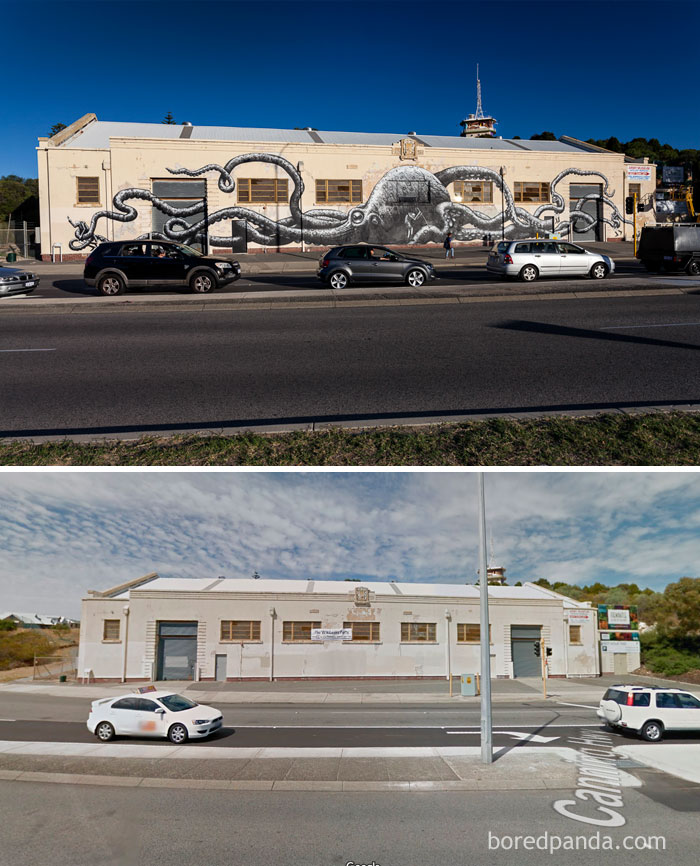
left=4, top=0, right=699, bottom=179
left=1, top=471, right=699, bottom=618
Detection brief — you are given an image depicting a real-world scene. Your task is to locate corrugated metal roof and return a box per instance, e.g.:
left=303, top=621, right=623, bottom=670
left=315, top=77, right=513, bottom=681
left=121, top=576, right=566, bottom=601
left=57, top=120, right=588, bottom=153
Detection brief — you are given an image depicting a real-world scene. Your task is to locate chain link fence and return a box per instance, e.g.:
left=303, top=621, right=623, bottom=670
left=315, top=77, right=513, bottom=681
left=33, top=652, right=78, bottom=681
left=0, top=220, right=39, bottom=260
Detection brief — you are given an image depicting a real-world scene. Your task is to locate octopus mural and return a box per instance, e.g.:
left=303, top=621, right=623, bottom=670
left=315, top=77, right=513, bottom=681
left=68, top=154, right=630, bottom=251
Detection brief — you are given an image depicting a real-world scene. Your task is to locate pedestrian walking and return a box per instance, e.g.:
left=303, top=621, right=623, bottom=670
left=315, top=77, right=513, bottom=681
left=444, top=232, right=454, bottom=258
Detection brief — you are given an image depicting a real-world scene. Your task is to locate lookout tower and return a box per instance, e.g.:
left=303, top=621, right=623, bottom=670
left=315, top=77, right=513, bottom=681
left=460, top=64, right=497, bottom=138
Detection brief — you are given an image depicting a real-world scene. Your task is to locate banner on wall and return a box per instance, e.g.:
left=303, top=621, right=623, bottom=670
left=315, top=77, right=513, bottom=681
left=601, top=642, right=640, bottom=654
left=311, top=628, right=352, bottom=641
left=626, top=166, right=653, bottom=181
left=598, top=605, right=639, bottom=630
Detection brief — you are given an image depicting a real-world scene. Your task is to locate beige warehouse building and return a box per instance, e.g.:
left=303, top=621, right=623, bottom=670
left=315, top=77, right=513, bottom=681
left=78, top=573, right=599, bottom=683
left=38, top=114, right=655, bottom=261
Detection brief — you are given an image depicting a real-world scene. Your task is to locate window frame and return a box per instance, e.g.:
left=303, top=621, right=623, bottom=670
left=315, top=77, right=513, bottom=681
left=102, top=619, right=121, bottom=642
left=456, top=623, right=491, bottom=643
left=343, top=621, right=380, bottom=642
left=400, top=622, right=437, bottom=643
left=315, top=179, right=363, bottom=204
left=569, top=624, right=583, bottom=644
left=282, top=620, right=322, bottom=642
left=220, top=620, right=261, bottom=642
left=452, top=180, right=493, bottom=204
left=514, top=181, right=550, bottom=203
left=76, top=176, right=100, bottom=206
left=237, top=177, right=289, bottom=204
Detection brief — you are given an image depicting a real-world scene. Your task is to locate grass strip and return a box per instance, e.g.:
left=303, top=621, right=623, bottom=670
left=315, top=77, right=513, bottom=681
left=2, top=412, right=700, bottom=466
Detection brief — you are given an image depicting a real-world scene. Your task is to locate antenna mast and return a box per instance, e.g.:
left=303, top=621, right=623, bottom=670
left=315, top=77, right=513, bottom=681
left=475, top=63, right=484, bottom=119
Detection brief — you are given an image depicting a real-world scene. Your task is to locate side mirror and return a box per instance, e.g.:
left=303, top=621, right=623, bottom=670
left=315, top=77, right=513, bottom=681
left=155, top=708, right=165, bottom=714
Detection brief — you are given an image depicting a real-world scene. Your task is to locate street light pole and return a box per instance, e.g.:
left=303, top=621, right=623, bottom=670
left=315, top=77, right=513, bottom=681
left=499, top=166, right=506, bottom=241
left=478, top=473, right=493, bottom=764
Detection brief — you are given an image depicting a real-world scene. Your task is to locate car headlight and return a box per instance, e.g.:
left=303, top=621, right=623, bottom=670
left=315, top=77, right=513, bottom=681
left=193, top=719, right=211, bottom=725
left=0, top=277, right=14, bottom=283
left=215, top=262, right=232, bottom=269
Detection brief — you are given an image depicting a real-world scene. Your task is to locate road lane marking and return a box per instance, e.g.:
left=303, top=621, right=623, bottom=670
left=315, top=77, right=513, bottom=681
left=0, top=348, right=56, bottom=353
left=601, top=322, right=700, bottom=330
left=493, top=731, right=560, bottom=743
left=556, top=701, right=599, bottom=709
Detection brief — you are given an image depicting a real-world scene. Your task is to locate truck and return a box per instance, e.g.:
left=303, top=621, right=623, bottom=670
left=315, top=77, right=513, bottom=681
left=637, top=225, right=700, bottom=275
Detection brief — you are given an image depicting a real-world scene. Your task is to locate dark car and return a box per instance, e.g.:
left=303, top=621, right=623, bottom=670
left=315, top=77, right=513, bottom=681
left=0, top=266, right=40, bottom=297
left=637, top=225, right=700, bottom=275
left=84, top=240, right=241, bottom=296
left=317, top=244, right=438, bottom=289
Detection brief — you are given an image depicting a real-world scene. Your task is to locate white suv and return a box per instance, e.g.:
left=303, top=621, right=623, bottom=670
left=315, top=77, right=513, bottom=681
left=597, top=684, right=700, bottom=741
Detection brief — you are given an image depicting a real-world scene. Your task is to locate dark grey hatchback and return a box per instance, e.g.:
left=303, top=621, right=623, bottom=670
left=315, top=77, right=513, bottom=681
left=318, top=244, right=438, bottom=289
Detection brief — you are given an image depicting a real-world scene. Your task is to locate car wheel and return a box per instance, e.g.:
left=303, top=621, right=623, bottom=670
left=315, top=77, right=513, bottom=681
left=190, top=272, right=215, bottom=294
left=168, top=723, right=189, bottom=744
left=405, top=268, right=426, bottom=288
left=687, top=260, right=700, bottom=276
left=95, top=721, right=115, bottom=742
left=97, top=274, right=124, bottom=296
left=519, top=265, right=538, bottom=282
left=590, top=262, right=609, bottom=280
left=329, top=271, right=349, bottom=290
left=640, top=720, right=663, bottom=742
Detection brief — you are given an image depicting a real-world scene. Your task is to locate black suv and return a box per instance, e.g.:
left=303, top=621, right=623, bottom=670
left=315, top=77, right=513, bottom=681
left=318, top=244, right=438, bottom=289
left=84, top=240, right=241, bottom=296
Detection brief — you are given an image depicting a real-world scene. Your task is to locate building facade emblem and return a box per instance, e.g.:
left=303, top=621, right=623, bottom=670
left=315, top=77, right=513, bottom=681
left=354, top=586, right=371, bottom=606
left=400, top=137, right=417, bottom=160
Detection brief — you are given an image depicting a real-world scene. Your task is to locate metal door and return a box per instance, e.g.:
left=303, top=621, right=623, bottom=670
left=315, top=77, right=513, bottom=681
left=570, top=184, right=602, bottom=241
left=215, top=654, right=227, bottom=682
left=156, top=621, right=198, bottom=680
left=613, top=652, right=627, bottom=676
left=511, top=625, right=542, bottom=677
left=231, top=220, right=248, bottom=253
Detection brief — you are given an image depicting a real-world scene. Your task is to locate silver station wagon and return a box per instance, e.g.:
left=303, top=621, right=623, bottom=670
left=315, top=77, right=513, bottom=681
left=487, top=239, right=615, bottom=282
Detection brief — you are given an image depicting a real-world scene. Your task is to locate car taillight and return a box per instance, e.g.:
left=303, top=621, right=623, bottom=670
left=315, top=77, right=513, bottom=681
left=626, top=692, right=634, bottom=705
left=503, top=254, right=513, bottom=264
left=86, top=253, right=96, bottom=265
left=322, top=258, right=329, bottom=268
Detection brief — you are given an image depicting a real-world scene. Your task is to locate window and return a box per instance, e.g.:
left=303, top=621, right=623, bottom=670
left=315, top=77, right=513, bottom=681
left=119, top=243, right=147, bottom=257
left=220, top=620, right=261, bottom=641
left=656, top=692, right=678, bottom=708
left=514, top=182, right=550, bottom=203
left=103, top=619, right=120, bottom=641
left=401, top=622, right=436, bottom=642
left=316, top=179, right=363, bottom=204
left=237, top=178, right=288, bottom=204
left=77, top=176, right=100, bottom=204
left=339, top=246, right=369, bottom=259
left=631, top=693, right=650, bottom=707
left=283, top=620, right=321, bottom=641
left=629, top=183, right=641, bottom=198
left=111, top=698, right=139, bottom=710
left=343, top=621, right=380, bottom=641
left=138, top=699, right=160, bottom=712
left=677, top=693, right=700, bottom=709
left=558, top=242, right=585, bottom=254
left=569, top=625, right=582, bottom=644
left=457, top=623, right=491, bottom=643
left=452, top=180, right=493, bottom=203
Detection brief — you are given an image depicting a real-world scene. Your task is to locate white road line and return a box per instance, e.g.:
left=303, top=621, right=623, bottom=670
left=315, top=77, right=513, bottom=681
left=600, top=322, right=700, bottom=331
left=0, top=348, right=56, bottom=353
left=0, top=719, right=16, bottom=722
left=556, top=701, right=599, bottom=710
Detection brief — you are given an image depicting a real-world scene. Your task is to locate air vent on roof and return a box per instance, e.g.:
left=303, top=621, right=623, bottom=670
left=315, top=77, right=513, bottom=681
left=182, top=121, right=193, bottom=126
left=408, top=131, right=417, bottom=135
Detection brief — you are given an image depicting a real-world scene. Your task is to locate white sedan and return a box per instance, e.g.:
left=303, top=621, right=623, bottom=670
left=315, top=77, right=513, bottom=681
left=87, top=691, right=223, bottom=743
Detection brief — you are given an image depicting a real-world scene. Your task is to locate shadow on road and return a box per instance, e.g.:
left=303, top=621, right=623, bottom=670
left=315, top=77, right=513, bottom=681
left=493, top=319, right=700, bottom=352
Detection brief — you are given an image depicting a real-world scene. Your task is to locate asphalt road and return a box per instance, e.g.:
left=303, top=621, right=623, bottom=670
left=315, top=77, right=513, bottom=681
left=4, top=292, right=700, bottom=437
left=2, top=782, right=697, bottom=866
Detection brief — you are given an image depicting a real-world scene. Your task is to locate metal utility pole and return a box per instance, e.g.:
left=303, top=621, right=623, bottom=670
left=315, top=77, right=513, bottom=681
left=633, top=192, right=638, bottom=258
left=478, top=473, right=493, bottom=764
left=499, top=167, right=506, bottom=241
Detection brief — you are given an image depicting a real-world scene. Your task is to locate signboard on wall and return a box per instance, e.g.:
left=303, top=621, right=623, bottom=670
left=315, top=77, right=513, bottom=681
left=598, top=605, right=639, bottom=630
left=601, top=642, right=640, bottom=654
left=567, top=610, right=593, bottom=622
left=626, top=166, right=653, bottom=181
left=311, top=628, right=352, bottom=641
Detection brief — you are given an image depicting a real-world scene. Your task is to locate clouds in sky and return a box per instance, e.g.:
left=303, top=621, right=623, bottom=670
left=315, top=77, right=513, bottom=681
left=1, top=471, right=699, bottom=618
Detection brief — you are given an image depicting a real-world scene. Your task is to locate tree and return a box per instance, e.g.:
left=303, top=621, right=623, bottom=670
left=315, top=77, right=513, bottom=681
left=0, top=175, right=37, bottom=222
left=162, top=112, right=176, bottom=125
left=530, top=131, right=557, bottom=141
left=655, top=577, right=700, bottom=637
left=49, top=122, right=67, bottom=138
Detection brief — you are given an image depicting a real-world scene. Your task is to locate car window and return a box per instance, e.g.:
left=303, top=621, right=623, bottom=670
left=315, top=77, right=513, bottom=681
left=175, top=243, right=202, bottom=257
left=631, top=693, right=650, bottom=707
left=514, top=243, right=531, bottom=253
left=558, top=242, right=584, bottom=254
left=603, top=689, right=628, bottom=704
left=341, top=247, right=368, bottom=259
left=119, top=243, right=147, bottom=258
left=98, top=244, right=118, bottom=256
left=111, top=698, right=140, bottom=711
left=655, top=692, right=678, bottom=708
left=138, top=699, right=160, bottom=712
left=158, top=694, right=199, bottom=712
left=677, top=693, right=700, bottom=709
left=496, top=241, right=509, bottom=254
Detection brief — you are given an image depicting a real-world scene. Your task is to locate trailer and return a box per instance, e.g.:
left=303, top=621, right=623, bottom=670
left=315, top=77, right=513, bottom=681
left=637, top=225, right=700, bottom=275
